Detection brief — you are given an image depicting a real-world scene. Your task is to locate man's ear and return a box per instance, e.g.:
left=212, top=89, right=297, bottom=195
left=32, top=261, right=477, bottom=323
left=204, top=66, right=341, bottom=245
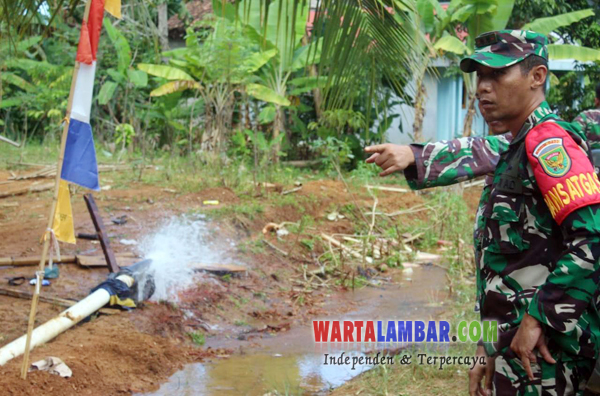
left=531, top=65, right=548, bottom=91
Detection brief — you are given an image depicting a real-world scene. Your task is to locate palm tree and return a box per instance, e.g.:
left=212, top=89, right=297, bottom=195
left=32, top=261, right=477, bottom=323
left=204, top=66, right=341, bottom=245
left=0, top=0, right=429, bottom=150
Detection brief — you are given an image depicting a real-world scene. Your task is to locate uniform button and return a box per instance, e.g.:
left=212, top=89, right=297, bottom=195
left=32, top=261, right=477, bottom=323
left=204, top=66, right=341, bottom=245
left=425, top=181, right=431, bottom=186
left=424, top=160, right=430, bottom=166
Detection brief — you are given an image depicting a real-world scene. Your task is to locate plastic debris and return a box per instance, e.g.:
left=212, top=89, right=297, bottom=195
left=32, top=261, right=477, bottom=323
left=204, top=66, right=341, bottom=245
left=29, top=356, right=72, bottom=378
left=203, top=200, right=220, bottom=206
left=8, top=277, right=26, bottom=286
left=119, top=239, right=138, bottom=246
left=276, top=228, right=289, bottom=237
left=111, top=215, right=128, bottom=225
left=30, top=278, right=51, bottom=286
left=44, top=266, right=60, bottom=279
left=326, top=211, right=345, bottom=221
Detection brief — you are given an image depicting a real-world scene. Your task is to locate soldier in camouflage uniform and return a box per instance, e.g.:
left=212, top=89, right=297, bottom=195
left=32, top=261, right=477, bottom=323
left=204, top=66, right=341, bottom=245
left=366, top=30, right=600, bottom=396
left=573, top=83, right=600, bottom=150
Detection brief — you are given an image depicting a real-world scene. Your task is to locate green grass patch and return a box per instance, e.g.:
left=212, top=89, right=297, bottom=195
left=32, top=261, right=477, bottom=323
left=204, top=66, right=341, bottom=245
left=188, top=331, right=206, bottom=346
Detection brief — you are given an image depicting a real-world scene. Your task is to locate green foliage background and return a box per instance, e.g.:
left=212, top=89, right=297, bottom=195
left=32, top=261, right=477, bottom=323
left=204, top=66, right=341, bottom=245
left=0, top=0, right=599, bottom=162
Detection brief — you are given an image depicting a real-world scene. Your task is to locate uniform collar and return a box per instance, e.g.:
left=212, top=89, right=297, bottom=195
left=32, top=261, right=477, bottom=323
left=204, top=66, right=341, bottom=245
left=510, top=101, right=555, bottom=146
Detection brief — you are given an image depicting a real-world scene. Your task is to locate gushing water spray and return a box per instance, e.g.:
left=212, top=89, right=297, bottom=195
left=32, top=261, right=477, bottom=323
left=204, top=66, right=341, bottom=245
left=139, top=215, right=226, bottom=302
left=0, top=215, right=231, bottom=366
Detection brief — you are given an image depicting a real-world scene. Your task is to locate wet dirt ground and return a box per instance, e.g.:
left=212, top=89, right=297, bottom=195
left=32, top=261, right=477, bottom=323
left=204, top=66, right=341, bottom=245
left=144, top=265, right=448, bottom=396
left=0, top=166, right=480, bottom=395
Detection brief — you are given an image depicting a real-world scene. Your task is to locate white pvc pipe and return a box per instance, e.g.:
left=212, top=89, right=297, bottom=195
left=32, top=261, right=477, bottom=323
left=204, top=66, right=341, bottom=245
left=0, top=275, right=134, bottom=366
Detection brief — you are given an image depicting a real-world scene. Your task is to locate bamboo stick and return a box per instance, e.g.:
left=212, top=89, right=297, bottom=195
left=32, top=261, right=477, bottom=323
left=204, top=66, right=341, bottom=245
left=320, top=233, right=362, bottom=259
left=6, top=164, right=152, bottom=181
left=365, top=185, right=409, bottom=193
left=0, top=287, right=118, bottom=316
left=0, top=287, right=75, bottom=308
left=0, top=182, right=54, bottom=199
left=0, top=256, right=76, bottom=266
left=0, top=135, right=20, bottom=147
left=20, top=0, right=93, bottom=379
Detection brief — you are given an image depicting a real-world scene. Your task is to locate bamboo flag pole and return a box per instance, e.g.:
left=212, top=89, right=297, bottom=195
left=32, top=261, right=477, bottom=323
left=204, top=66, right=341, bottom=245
left=20, top=0, right=93, bottom=379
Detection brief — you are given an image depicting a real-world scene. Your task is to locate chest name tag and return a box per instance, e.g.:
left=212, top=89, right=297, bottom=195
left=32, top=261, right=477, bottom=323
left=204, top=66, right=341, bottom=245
left=496, top=175, right=522, bottom=194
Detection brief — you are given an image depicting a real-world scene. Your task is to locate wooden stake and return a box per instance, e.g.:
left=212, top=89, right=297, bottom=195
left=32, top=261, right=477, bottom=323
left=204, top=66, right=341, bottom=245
left=83, top=194, right=120, bottom=273
left=20, top=0, right=93, bottom=379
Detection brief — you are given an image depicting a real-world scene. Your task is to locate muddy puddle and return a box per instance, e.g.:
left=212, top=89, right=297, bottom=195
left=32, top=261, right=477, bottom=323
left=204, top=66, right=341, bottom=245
left=142, top=265, right=448, bottom=396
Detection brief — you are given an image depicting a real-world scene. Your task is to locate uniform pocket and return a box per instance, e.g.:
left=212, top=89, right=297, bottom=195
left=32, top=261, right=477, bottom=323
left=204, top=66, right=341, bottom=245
left=481, top=194, right=529, bottom=254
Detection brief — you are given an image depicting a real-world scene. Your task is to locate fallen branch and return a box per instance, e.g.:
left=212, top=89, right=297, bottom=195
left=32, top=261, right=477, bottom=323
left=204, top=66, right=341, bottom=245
left=0, top=287, right=76, bottom=308
left=0, top=135, right=20, bottom=147
left=281, top=186, right=302, bottom=195
left=402, top=232, right=424, bottom=244
left=262, top=239, right=289, bottom=257
left=321, top=233, right=362, bottom=259
left=0, top=287, right=117, bottom=315
left=385, top=205, right=432, bottom=217
left=0, top=182, right=54, bottom=199
left=8, top=167, right=54, bottom=181
left=365, top=185, right=409, bottom=193
left=0, top=255, right=76, bottom=266
left=7, top=164, right=154, bottom=181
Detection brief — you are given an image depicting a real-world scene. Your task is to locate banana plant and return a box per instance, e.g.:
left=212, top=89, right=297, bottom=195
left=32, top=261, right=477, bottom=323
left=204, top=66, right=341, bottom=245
left=446, top=2, right=598, bottom=137
left=411, top=0, right=469, bottom=141
left=522, top=9, right=600, bottom=62
left=216, top=0, right=323, bottom=160
left=138, top=18, right=278, bottom=152
left=97, top=18, right=148, bottom=107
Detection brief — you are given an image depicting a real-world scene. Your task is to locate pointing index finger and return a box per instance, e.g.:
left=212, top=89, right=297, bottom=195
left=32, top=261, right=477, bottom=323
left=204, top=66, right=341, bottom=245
left=365, top=144, right=386, bottom=153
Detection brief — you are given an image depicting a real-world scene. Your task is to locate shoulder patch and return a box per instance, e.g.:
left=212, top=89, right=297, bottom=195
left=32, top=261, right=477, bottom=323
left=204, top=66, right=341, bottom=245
left=531, top=137, right=571, bottom=177
left=525, top=122, right=600, bottom=225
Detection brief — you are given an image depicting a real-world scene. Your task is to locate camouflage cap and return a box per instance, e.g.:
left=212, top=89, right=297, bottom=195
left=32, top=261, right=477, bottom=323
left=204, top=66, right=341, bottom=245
left=460, top=30, right=549, bottom=73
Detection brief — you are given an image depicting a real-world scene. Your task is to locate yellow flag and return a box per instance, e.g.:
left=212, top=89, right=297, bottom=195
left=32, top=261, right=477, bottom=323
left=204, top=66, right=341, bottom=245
left=52, top=180, right=76, bottom=244
left=104, top=0, right=122, bottom=19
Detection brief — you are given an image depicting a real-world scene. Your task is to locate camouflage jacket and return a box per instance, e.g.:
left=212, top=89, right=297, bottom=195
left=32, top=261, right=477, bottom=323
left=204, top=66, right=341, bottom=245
left=405, top=101, right=600, bottom=360
left=573, top=109, right=600, bottom=150
left=405, top=133, right=512, bottom=285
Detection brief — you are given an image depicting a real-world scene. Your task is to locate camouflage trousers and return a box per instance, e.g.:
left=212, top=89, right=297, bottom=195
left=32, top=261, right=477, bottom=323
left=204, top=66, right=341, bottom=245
left=493, top=353, right=594, bottom=395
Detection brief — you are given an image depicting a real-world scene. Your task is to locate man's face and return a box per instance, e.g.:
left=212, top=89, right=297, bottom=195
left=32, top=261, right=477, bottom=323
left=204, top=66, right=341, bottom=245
left=478, top=100, right=509, bottom=135
left=475, top=63, right=532, bottom=130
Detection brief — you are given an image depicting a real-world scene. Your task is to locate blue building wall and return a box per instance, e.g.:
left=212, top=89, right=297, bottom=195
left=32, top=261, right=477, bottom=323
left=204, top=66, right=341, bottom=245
left=436, top=73, right=489, bottom=139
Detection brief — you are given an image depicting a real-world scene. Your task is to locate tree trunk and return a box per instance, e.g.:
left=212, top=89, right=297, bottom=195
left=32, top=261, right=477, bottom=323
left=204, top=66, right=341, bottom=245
left=462, top=93, right=477, bottom=137
left=412, top=61, right=429, bottom=143
left=272, top=105, right=284, bottom=163
left=412, top=83, right=427, bottom=142
left=201, top=89, right=234, bottom=153
left=309, top=64, right=323, bottom=119
left=157, top=2, right=170, bottom=59
left=201, top=100, right=215, bottom=151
